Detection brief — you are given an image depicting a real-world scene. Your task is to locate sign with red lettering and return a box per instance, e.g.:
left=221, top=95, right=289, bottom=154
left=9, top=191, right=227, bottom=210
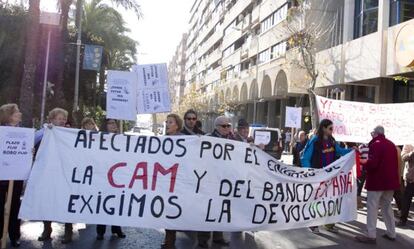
left=19, top=127, right=357, bottom=231
left=316, top=96, right=414, bottom=145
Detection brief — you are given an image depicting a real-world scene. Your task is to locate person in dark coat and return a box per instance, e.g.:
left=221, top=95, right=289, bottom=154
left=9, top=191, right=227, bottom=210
left=355, top=126, right=400, bottom=244
left=96, top=119, right=126, bottom=240
left=292, top=130, right=307, bottom=167
left=0, top=104, right=24, bottom=248
left=181, top=109, right=205, bottom=135
left=233, top=119, right=253, bottom=143
left=197, top=116, right=232, bottom=248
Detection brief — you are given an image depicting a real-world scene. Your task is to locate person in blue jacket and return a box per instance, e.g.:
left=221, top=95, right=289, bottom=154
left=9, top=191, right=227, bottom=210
left=301, top=119, right=352, bottom=234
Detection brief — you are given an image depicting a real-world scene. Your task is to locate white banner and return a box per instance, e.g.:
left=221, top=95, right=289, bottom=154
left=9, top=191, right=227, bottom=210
left=106, top=70, right=138, bottom=121
left=0, top=127, right=34, bottom=180
left=285, top=107, right=302, bottom=128
left=316, top=96, right=414, bottom=145
left=135, top=63, right=171, bottom=114
left=20, top=127, right=357, bottom=231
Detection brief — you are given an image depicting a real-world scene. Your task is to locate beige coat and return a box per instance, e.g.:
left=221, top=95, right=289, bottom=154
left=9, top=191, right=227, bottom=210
left=401, top=144, right=414, bottom=183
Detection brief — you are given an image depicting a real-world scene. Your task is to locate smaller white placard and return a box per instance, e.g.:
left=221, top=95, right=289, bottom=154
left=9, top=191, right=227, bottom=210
left=106, top=70, right=137, bottom=121
left=254, top=131, right=271, bottom=145
left=135, top=63, right=171, bottom=114
left=0, top=127, right=35, bottom=180
left=285, top=106, right=302, bottom=128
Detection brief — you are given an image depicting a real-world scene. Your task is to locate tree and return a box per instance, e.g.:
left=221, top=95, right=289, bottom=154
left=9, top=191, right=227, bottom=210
left=0, top=4, right=26, bottom=104
left=284, top=0, right=337, bottom=128
left=19, top=0, right=40, bottom=127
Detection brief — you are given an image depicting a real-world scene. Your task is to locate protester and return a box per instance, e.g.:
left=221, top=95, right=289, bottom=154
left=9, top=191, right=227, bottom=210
left=233, top=119, right=252, bottom=143
left=398, top=144, right=414, bottom=227
left=355, top=126, right=400, bottom=244
left=181, top=109, right=204, bottom=135
left=357, top=144, right=369, bottom=209
left=280, top=129, right=286, bottom=152
left=292, top=130, right=307, bottom=167
left=161, top=114, right=184, bottom=249
left=35, top=108, right=74, bottom=244
left=0, top=104, right=24, bottom=247
left=81, top=117, right=97, bottom=131
left=96, top=118, right=126, bottom=240
left=301, top=119, right=353, bottom=234
left=394, top=146, right=404, bottom=216
left=285, top=130, right=292, bottom=152
left=197, top=116, right=232, bottom=248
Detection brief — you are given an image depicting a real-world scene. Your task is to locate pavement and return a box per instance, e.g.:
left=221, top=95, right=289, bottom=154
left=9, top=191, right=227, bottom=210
left=6, top=154, right=414, bottom=249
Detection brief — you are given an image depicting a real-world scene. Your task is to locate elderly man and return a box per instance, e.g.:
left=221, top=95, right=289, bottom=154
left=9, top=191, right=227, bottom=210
left=355, top=126, right=400, bottom=244
left=233, top=119, right=252, bottom=143
left=198, top=116, right=232, bottom=248
left=292, top=130, right=307, bottom=167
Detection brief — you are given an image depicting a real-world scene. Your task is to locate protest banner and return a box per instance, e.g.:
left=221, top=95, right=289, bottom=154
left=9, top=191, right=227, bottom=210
left=316, top=96, right=414, bottom=145
left=135, top=63, right=171, bottom=114
left=20, top=127, right=357, bottom=231
left=285, top=107, right=302, bottom=129
left=106, top=70, right=138, bottom=121
left=0, top=127, right=34, bottom=180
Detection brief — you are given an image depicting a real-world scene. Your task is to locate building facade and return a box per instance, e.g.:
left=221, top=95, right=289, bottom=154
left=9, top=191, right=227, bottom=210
left=170, top=0, right=414, bottom=132
left=168, top=33, right=188, bottom=109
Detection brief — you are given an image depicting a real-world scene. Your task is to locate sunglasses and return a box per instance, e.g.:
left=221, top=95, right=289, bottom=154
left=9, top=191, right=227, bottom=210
left=186, top=117, right=197, bottom=121
left=219, top=124, right=231, bottom=128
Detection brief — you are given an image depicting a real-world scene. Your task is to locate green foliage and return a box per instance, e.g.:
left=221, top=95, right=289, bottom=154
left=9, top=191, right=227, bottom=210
left=0, top=4, right=27, bottom=104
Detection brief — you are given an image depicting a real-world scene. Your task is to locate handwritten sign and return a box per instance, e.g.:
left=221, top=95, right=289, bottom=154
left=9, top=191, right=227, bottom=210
left=20, top=127, right=357, bottom=231
left=106, top=70, right=137, bottom=121
left=285, top=107, right=302, bottom=128
left=0, top=127, right=34, bottom=180
left=135, top=63, right=171, bottom=114
left=316, top=96, right=414, bottom=145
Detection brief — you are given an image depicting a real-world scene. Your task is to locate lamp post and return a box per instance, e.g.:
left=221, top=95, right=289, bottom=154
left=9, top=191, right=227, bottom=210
left=73, top=0, right=83, bottom=116
left=39, top=12, right=60, bottom=125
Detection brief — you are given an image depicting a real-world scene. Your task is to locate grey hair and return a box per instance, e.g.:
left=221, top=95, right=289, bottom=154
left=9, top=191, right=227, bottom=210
left=373, top=125, right=385, bottom=135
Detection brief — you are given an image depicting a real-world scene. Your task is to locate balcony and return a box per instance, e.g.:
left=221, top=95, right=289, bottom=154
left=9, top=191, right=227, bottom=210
left=222, top=48, right=241, bottom=68
left=208, top=48, right=222, bottom=66
left=204, top=68, right=221, bottom=85
left=223, top=0, right=254, bottom=28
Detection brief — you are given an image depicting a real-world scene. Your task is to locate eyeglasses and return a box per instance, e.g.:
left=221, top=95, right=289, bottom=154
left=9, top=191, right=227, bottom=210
left=186, top=117, right=197, bottom=121
left=219, top=124, right=231, bottom=128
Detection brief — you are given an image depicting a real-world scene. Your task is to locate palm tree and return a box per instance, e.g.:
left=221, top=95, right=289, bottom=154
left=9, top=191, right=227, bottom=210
left=80, top=0, right=138, bottom=109
left=19, top=0, right=40, bottom=127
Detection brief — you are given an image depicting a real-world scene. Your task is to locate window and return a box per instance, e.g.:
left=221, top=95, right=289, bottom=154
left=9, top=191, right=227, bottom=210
left=390, top=0, right=414, bottom=26
left=271, top=41, right=287, bottom=59
left=260, top=3, right=288, bottom=33
left=258, top=49, right=271, bottom=64
left=223, top=45, right=234, bottom=57
left=354, top=0, right=379, bottom=38
left=394, top=80, right=414, bottom=103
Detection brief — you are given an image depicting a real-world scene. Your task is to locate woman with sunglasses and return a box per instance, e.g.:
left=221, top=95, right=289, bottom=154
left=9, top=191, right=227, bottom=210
left=300, top=119, right=352, bottom=234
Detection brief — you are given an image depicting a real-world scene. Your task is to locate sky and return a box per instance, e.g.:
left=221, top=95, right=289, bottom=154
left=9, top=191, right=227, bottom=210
left=38, top=0, right=194, bottom=64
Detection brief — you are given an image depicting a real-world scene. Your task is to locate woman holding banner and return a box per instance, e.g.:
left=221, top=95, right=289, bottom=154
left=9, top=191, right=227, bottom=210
left=36, top=108, right=75, bottom=244
left=0, top=104, right=23, bottom=247
left=161, top=113, right=183, bottom=249
left=301, top=119, right=353, bottom=234
left=96, top=118, right=126, bottom=240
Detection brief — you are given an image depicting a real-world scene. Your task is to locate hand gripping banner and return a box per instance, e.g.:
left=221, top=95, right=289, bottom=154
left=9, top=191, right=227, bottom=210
left=20, top=127, right=357, bottom=231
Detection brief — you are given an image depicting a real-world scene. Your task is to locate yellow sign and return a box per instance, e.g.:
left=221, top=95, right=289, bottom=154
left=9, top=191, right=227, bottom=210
left=395, top=24, right=414, bottom=67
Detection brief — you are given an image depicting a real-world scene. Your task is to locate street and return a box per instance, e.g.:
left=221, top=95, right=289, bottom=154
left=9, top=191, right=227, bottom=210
left=13, top=155, right=414, bottom=249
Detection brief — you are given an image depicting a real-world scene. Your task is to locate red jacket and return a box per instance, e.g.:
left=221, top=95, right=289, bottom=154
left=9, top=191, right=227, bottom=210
left=363, top=134, right=400, bottom=191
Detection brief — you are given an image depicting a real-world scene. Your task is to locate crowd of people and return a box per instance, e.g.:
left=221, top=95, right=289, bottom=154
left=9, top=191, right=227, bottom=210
left=0, top=102, right=413, bottom=248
